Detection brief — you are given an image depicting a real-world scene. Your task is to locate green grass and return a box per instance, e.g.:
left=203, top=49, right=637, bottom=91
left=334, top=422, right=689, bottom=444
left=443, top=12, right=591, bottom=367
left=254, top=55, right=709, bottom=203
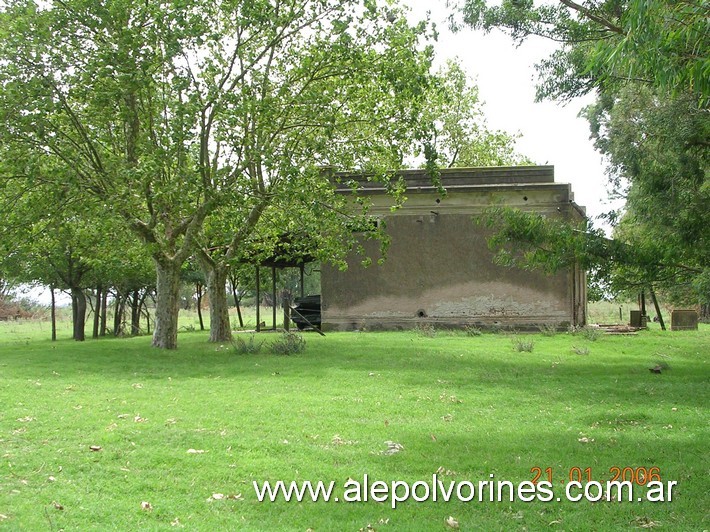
left=0, top=322, right=708, bottom=530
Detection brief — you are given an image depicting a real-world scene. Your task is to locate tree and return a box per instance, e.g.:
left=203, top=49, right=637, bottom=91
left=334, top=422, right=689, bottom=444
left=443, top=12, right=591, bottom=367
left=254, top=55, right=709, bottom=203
left=455, top=0, right=709, bottom=308
left=583, top=86, right=709, bottom=303
left=456, top=0, right=709, bottom=102
left=188, top=3, right=436, bottom=343
left=422, top=60, right=532, bottom=168
left=0, top=0, right=436, bottom=348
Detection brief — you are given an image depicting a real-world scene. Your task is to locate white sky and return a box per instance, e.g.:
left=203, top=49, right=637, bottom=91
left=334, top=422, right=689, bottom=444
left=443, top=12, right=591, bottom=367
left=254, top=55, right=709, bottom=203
left=406, top=1, right=614, bottom=221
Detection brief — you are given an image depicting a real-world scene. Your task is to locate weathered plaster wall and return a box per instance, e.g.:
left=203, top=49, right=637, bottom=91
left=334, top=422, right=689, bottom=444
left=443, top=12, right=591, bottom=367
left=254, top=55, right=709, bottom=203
left=321, top=167, right=587, bottom=331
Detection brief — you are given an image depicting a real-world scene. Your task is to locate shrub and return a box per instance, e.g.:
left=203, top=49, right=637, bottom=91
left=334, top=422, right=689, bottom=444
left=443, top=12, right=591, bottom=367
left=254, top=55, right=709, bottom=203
left=464, top=325, right=482, bottom=337
left=581, top=326, right=601, bottom=341
left=232, top=334, right=263, bottom=355
left=270, top=332, right=306, bottom=355
left=512, top=337, right=535, bottom=352
left=414, top=324, right=437, bottom=338
left=538, top=323, right=558, bottom=337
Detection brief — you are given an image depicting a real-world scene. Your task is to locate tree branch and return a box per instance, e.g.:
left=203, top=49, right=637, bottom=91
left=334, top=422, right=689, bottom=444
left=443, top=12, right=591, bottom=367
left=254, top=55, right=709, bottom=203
left=557, top=0, right=623, bottom=34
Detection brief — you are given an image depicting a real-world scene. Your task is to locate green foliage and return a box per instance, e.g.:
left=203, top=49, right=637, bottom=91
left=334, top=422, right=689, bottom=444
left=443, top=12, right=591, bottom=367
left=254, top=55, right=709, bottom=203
left=456, top=1, right=709, bottom=309
left=232, top=334, right=264, bottom=355
left=269, top=331, right=306, bottom=355
left=481, top=207, right=608, bottom=276
left=457, top=0, right=709, bottom=102
left=572, top=345, right=590, bottom=356
left=511, top=336, right=535, bottom=352
left=464, top=325, right=482, bottom=337
left=538, top=323, right=558, bottom=337
left=414, top=323, right=438, bottom=338
left=421, top=60, right=532, bottom=168
left=581, top=326, right=602, bottom=342
left=0, top=0, right=439, bottom=347
left=583, top=86, right=709, bottom=302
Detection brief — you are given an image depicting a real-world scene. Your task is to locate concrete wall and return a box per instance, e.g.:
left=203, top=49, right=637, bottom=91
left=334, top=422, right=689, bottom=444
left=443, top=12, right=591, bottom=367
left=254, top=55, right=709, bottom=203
left=321, top=166, right=587, bottom=331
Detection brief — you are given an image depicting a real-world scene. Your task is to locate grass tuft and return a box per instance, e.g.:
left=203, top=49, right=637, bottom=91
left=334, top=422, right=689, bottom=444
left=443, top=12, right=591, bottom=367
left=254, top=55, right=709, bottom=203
left=512, top=337, right=535, bottom=352
left=232, top=333, right=263, bottom=355
left=269, top=331, right=306, bottom=355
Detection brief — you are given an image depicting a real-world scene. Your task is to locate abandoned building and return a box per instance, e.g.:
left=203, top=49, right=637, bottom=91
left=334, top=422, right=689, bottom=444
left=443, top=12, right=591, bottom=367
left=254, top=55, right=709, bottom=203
left=320, top=166, right=587, bottom=331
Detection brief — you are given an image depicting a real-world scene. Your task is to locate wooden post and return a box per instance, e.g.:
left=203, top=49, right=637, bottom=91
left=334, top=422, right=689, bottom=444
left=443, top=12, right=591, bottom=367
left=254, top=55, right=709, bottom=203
left=649, top=287, right=666, bottom=331
left=272, top=266, right=277, bottom=330
left=231, top=278, right=244, bottom=328
left=92, top=285, right=101, bottom=338
left=100, top=289, right=108, bottom=337
left=283, top=293, right=290, bottom=332
left=50, top=286, right=57, bottom=342
left=255, top=266, right=261, bottom=332
left=300, top=264, right=305, bottom=298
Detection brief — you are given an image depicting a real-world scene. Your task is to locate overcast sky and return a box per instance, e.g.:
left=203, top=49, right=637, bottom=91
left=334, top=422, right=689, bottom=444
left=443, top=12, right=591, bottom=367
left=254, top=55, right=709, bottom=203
left=405, top=1, right=614, bottom=221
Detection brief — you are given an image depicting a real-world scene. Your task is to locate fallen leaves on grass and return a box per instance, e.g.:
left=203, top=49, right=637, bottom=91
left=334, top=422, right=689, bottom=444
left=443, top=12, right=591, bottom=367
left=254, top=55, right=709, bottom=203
left=577, top=433, right=595, bottom=444
left=89, top=445, right=102, bottom=452
left=133, top=415, right=147, bottom=423
left=140, top=501, right=153, bottom=511
left=52, top=501, right=64, bottom=511
left=435, top=467, right=458, bottom=476
left=381, top=441, right=404, bottom=455
left=0, top=514, right=8, bottom=521
left=16, top=416, right=34, bottom=423
left=634, top=516, right=660, bottom=528
left=445, top=516, right=459, bottom=529
left=331, top=434, right=357, bottom=446
left=132, top=383, right=143, bottom=389
left=441, top=414, right=453, bottom=422
left=439, top=393, right=462, bottom=404
left=207, top=493, right=243, bottom=502
left=186, top=449, right=206, bottom=454
left=170, top=517, right=182, bottom=527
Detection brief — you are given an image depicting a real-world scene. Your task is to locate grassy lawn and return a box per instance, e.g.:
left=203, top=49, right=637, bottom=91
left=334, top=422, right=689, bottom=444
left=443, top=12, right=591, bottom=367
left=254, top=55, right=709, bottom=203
left=0, top=322, right=708, bottom=530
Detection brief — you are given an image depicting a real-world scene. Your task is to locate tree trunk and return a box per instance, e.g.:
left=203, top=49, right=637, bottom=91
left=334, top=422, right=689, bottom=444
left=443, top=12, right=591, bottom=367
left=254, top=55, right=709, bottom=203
left=100, top=289, right=108, bottom=337
left=71, top=287, right=87, bottom=341
left=196, top=283, right=204, bottom=331
left=50, top=286, right=57, bottom=342
left=93, top=285, right=102, bottom=338
left=139, top=290, right=151, bottom=335
left=113, top=291, right=126, bottom=337
left=204, top=262, right=231, bottom=342
left=131, top=289, right=141, bottom=335
left=152, top=259, right=182, bottom=349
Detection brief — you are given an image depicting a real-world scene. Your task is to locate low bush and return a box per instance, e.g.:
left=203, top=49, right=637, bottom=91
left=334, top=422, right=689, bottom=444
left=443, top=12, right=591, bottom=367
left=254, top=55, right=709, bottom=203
left=270, top=332, right=306, bottom=355
left=232, top=334, right=263, bottom=355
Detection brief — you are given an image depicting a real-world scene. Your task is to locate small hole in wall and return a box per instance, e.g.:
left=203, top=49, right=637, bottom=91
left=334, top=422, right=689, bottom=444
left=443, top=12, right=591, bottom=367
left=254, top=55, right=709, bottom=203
left=523, top=196, right=528, bottom=201
left=416, top=309, right=427, bottom=318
